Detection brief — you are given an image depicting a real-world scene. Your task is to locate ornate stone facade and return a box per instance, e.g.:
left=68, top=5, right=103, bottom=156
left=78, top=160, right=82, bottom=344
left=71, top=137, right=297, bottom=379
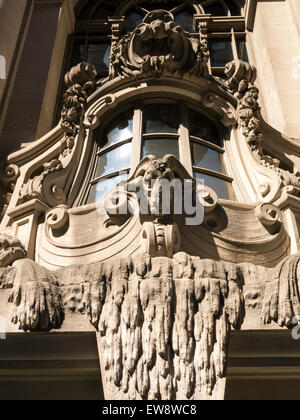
left=1, top=0, right=300, bottom=401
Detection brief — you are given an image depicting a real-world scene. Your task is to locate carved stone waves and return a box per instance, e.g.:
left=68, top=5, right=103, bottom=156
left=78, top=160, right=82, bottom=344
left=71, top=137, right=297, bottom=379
left=110, top=10, right=208, bottom=79
left=2, top=251, right=300, bottom=399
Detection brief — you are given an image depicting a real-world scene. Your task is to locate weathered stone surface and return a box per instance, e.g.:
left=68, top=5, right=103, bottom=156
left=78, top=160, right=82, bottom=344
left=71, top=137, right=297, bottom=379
left=2, top=251, right=300, bottom=399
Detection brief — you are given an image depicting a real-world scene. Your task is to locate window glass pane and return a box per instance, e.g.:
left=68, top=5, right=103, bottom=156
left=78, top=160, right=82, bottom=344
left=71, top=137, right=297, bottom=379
left=95, top=143, right=132, bottom=178
left=228, top=1, right=242, bottom=16
left=71, top=42, right=85, bottom=67
left=175, top=11, right=194, bottom=32
left=86, top=43, right=110, bottom=72
left=100, top=111, right=133, bottom=149
left=189, top=110, right=221, bottom=145
left=194, top=172, right=234, bottom=200
left=204, top=4, right=227, bottom=16
left=87, top=173, right=129, bottom=204
left=143, top=105, right=179, bottom=134
left=93, top=4, right=115, bottom=19
left=209, top=40, right=233, bottom=67
left=126, top=12, right=144, bottom=33
left=191, top=142, right=225, bottom=174
left=236, top=39, right=249, bottom=62
left=143, top=138, right=179, bottom=159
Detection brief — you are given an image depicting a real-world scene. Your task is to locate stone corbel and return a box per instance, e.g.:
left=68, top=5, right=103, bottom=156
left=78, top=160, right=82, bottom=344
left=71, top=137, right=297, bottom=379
left=2, top=251, right=300, bottom=399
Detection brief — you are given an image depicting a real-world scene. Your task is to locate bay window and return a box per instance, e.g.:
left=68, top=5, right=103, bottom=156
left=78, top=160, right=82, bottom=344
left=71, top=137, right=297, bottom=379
left=83, top=102, right=235, bottom=204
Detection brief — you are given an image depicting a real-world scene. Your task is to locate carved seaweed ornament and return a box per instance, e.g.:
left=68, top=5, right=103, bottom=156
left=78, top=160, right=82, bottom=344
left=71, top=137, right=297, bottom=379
left=0, top=246, right=300, bottom=400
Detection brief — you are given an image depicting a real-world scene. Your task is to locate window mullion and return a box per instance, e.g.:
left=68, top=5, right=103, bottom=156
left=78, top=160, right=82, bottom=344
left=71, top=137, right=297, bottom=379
left=231, top=28, right=239, bottom=60
left=179, top=103, right=193, bottom=177
left=130, top=107, right=143, bottom=175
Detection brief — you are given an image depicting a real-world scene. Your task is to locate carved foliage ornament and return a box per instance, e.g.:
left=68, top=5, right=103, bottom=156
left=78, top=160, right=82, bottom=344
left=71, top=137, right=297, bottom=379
left=110, top=10, right=208, bottom=79
left=17, top=63, right=97, bottom=208
left=61, top=62, right=97, bottom=156
left=225, top=59, right=300, bottom=193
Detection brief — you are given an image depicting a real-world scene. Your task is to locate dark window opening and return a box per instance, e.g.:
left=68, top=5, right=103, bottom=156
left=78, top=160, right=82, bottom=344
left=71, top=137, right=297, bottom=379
left=209, top=40, right=234, bottom=67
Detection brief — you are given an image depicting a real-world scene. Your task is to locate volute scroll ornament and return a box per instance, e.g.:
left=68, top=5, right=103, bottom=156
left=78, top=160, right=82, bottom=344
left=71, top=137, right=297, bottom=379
left=46, top=206, right=69, bottom=231
left=255, top=203, right=281, bottom=234
left=0, top=164, right=20, bottom=220
left=15, top=62, right=97, bottom=211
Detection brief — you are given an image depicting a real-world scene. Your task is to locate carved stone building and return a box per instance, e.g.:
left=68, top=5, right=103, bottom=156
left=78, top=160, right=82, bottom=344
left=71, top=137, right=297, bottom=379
left=0, top=0, right=300, bottom=401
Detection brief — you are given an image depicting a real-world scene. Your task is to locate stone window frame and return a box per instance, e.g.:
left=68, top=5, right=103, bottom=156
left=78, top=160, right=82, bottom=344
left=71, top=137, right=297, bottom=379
left=81, top=99, right=234, bottom=205
left=208, top=29, right=248, bottom=77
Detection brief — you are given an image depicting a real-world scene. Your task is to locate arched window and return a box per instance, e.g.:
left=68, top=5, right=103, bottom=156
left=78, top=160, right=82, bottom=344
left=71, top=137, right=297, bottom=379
left=85, top=110, right=133, bottom=204
left=83, top=102, right=235, bottom=205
